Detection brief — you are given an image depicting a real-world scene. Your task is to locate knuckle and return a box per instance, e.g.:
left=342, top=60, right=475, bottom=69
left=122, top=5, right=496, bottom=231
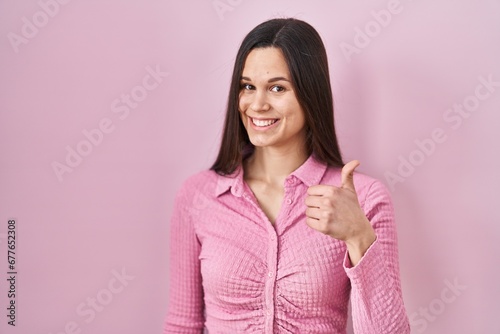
left=322, top=198, right=333, bottom=207
left=327, top=186, right=339, bottom=196
left=321, top=210, right=332, bottom=219
left=318, top=223, right=329, bottom=234
left=324, top=188, right=334, bottom=197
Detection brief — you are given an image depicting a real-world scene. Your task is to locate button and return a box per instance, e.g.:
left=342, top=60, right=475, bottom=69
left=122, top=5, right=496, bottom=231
left=268, top=272, right=273, bottom=277
left=270, top=235, right=275, bottom=241
left=286, top=198, right=292, bottom=205
left=267, top=310, right=272, bottom=316
left=287, top=178, right=294, bottom=184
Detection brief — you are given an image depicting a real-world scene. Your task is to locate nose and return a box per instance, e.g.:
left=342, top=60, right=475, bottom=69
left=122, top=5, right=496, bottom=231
left=249, top=90, right=270, bottom=112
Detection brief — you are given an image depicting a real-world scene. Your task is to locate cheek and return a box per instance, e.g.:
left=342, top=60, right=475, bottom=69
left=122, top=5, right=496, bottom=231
left=281, top=101, right=304, bottom=120
left=238, top=103, right=248, bottom=125
left=238, top=95, right=249, bottom=111
left=297, top=110, right=307, bottom=129
left=285, top=106, right=306, bottom=131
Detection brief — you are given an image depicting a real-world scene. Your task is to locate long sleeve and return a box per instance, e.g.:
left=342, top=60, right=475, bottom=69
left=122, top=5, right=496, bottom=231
left=344, top=180, right=410, bottom=334
left=163, top=184, right=205, bottom=333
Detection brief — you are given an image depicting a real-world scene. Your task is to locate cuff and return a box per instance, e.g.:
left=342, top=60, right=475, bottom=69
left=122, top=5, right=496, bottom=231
left=343, top=236, right=381, bottom=277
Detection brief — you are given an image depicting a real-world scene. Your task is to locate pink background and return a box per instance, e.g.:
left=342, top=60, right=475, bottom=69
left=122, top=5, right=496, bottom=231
left=1, top=1, right=499, bottom=333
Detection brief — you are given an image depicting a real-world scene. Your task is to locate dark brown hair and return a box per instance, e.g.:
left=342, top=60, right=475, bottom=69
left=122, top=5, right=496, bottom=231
left=210, top=18, right=344, bottom=175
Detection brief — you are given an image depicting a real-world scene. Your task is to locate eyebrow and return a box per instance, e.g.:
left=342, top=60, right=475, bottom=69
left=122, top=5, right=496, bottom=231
left=240, top=76, right=290, bottom=83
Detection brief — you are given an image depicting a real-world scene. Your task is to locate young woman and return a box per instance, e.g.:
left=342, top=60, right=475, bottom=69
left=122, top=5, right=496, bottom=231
left=164, top=18, right=410, bottom=333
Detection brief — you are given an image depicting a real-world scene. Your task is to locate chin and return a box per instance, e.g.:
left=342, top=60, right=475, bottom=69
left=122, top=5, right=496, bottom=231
left=249, top=139, right=269, bottom=147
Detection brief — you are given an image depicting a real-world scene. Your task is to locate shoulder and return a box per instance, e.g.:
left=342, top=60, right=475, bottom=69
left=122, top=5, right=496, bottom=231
left=181, top=169, right=218, bottom=189
left=176, top=169, right=218, bottom=199
left=170, top=169, right=218, bottom=212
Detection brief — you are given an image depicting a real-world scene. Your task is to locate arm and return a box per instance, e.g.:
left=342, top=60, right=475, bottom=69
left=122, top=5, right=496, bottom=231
left=344, top=180, right=410, bottom=334
left=163, top=185, right=205, bottom=333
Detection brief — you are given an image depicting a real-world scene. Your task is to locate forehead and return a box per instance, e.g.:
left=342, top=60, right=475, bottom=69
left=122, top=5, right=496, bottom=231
left=242, top=47, right=290, bottom=78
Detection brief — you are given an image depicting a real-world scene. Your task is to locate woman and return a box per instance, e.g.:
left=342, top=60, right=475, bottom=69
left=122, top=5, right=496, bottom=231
left=164, top=18, right=410, bottom=333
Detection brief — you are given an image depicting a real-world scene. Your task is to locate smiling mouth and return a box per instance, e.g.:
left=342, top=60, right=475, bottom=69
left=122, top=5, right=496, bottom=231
left=251, top=118, right=279, bottom=127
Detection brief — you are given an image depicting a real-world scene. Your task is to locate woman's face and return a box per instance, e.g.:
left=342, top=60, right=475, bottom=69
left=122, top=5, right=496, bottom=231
left=239, top=47, right=306, bottom=153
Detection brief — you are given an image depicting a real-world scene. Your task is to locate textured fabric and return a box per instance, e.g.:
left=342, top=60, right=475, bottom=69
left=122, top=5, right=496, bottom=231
left=163, top=154, right=410, bottom=333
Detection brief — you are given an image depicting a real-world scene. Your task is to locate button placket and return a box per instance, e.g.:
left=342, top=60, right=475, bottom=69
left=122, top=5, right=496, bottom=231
left=283, top=176, right=297, bottom=214
left=264, top=220, right=278, bottom=332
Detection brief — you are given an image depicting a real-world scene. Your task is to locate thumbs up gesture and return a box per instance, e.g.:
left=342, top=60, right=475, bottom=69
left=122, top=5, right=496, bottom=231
left=305, top=160, right=376, bottom=264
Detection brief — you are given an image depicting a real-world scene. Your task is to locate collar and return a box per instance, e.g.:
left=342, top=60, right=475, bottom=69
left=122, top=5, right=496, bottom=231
left=289, top=153, right=328, bottom=187
left=214, top=164, right=245, bottom=197
left=214, top=154, right=328, bottom=197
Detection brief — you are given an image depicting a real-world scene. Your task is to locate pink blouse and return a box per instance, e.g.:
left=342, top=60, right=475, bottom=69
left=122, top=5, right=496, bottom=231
left=163, top=154, right=410, bottom=333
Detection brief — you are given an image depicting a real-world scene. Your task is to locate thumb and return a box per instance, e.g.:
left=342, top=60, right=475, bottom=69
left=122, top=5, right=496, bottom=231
left=341, top=160, right=360, bottom=191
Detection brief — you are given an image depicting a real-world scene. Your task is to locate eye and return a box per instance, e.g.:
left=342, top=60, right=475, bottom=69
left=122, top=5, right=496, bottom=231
left=270, top=85, right=285, bottom=93
left=241, top=83, right=254, bottom=90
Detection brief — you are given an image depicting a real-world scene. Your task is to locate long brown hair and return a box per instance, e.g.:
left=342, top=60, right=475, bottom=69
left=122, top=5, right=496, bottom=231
left=211, top=18, right=344, bottom=175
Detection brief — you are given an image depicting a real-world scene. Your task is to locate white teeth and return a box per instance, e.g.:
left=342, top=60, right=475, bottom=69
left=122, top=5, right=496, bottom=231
left=252, top=118, right=278, bottom=127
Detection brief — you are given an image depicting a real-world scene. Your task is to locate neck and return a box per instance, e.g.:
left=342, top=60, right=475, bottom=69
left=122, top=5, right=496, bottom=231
left=244, top=145, right=309, bottom=186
